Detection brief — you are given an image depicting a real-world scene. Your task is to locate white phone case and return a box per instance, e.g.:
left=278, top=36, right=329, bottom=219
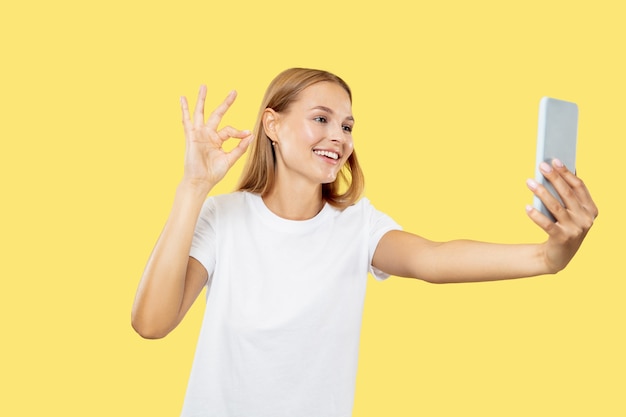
left=533, top=97, right=578, bottom=220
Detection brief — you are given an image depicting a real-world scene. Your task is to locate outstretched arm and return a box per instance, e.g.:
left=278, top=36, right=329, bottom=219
left=372, top=160, right=598, bottom=284
left=131, top=86, right=253, bottom=338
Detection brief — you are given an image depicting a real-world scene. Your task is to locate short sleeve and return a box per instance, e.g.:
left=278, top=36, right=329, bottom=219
left=364, top=199, right=402, bottom=281
left=189, top=197, right=217, bottom=278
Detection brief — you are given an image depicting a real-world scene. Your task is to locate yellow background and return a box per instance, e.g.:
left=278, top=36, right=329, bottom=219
left=1, top=0, right=623, bottom=415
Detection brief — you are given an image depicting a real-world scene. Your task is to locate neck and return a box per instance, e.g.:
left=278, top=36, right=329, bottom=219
left=262, top=181, right=324, bottom=220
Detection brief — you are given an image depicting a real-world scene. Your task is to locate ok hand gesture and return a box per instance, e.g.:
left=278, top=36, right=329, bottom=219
left=180, top=85, right=253, bottom=193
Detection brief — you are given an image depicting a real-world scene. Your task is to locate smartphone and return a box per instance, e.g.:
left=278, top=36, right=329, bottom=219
left=533, top=97, right=578, bottom=221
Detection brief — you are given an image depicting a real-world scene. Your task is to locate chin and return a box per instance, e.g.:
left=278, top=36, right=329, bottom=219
left=322, top=172, right=339, bottom=184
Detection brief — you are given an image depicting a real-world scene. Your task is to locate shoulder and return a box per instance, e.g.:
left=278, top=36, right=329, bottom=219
left=198, top=192, right=253, bottom=222
left=202, top=191, right=255, bottom=211
left=339, top=197, right=388, bottom=220
left=331, top=197, right=400, bottom=230
left=336, top=197, right=372, bottom=215
left=206, top=191, right=248, bottom=206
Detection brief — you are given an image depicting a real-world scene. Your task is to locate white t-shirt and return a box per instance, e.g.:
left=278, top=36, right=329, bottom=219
left=182, top=192, right=401, bottom=417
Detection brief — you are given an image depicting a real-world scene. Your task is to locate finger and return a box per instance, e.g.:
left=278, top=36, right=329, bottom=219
left=525, top=204, right=559, bottom=236
left=526, top=179, right=567, bottom=222
left=206, top=90, right=237, bottom=130
left=180, top=96, right=192, bottom=131
left=216, top=126, right=252, bottom=142
left=552, top=159, right=599, bottom=219
left=537, top=161, right=583, bottom=215
left=225, top=132, right=254, bottom=165
left=193, top=85, right=207, bottom=127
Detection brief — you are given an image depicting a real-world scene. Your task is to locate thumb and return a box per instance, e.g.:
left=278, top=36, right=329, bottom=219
left=226, top=133, right=254, bottom=165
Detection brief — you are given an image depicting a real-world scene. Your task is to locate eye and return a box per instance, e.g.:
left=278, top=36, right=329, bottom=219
left=314, top=116, right=327, bottom=123
left=343, top=124, right=353, bottom=133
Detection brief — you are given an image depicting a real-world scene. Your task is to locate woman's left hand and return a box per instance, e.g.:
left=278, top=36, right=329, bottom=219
left=526, top=159, right=599, bottom=273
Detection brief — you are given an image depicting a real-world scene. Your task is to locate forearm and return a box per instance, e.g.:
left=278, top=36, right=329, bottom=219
left=131, top=181, right=211, bottom=337
left=374, top=231, right=553, bottom=284
left=418, top=239, right=551, bottom=284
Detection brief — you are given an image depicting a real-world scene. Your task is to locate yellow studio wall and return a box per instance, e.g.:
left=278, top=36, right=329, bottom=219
left=1, top=1, right=623, bottom=416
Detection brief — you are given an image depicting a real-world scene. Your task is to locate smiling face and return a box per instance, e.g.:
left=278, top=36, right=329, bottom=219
left=264, top=81, right=355, bottom=188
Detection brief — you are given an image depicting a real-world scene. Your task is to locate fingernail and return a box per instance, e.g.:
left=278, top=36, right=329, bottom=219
left=540, top=162, right=552, bottom=173
left=526, top=178, right=538, bottom=190
left=525, top=204, right=534, bottom=213
left=553, top=158, right=564, bottom=168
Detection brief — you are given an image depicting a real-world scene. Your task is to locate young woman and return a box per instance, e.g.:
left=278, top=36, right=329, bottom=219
left=131, top=68, right=597, bottom=416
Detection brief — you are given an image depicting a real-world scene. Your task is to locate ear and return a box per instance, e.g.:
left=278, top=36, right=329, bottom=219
left=262, top=108, right=279, bottom=142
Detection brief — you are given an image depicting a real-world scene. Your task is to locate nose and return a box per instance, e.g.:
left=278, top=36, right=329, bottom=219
left=329, top=122, right=345, bottom=143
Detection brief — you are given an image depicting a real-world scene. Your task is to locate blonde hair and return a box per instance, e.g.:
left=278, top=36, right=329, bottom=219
left=236, top=68, right=364, bottom=209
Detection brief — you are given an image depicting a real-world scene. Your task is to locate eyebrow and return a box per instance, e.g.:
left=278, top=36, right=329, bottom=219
left=311, top=106, right=355, bottom=122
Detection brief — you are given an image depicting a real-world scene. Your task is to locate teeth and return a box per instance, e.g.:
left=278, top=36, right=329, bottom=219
left=313, top=150, right=339, bottom=160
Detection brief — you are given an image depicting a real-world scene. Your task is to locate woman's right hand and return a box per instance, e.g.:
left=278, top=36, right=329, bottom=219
left=180, top=85, right=253, bottom=192
left=132, top=86, right=252, bottom=339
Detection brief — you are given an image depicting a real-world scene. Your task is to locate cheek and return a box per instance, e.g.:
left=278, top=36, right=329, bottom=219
left=284, top=124, right=318, bottom=150
left=278, top=126, right=311, bottom=155
left=344, top=140, right=354, bottom=159
left=301, top=124, right=322, bottom=145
